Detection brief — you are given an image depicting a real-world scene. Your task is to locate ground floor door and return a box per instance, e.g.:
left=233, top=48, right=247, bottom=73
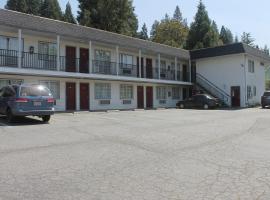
left=79, top=48, right=89, bottom=73
left=231, top=86, right=241, bottom=107
left=137, top=86, right=144, bottom=109
left=146, top=86, right=153, bottom=109
left=66, top=46, right=76, bottom=72
left=80, top=83, right=89, bottom=110
left=66, top=82, right=76, bottom=110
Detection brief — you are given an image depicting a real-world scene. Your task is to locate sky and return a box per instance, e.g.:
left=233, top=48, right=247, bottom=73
left=0, top=0, right=269, bottom=47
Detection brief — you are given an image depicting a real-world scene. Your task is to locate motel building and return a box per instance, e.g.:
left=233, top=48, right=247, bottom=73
left=0, top=9, right=269, bottom=111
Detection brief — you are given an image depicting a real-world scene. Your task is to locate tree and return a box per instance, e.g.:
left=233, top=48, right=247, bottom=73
left=77, top=0, right=138, bottom=37
left=5, top=0, right=28, bottom=13
left=26, top=0, right=42, bottom=15
left=150, top=20, right=159, bottom=40
left=186, top=0, right=213, bottom=49
left=241, top=32, right=255, bottom=46
left=138, top=23, right=149, bottom=40
left=152, top=15, right=189, bottom=48
left=40, top=0, right=63, bottom=20
left=219, top=26, right=233, bottom=44
left=63, top=2, right=76, bottom=24
left=234, top=35, right=239, bottom=43
left=173, top=6, right=183, bottom=22
left=204, top=21, right=222, bottom=47
left=263, top=45, right=269, bottom=55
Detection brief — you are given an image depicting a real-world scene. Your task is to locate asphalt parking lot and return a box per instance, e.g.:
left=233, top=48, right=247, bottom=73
left=0, top=108, right=270, bottom=200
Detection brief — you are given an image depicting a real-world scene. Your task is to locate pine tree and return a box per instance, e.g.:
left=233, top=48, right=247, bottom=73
left=219, top=26, right=233, bottom=45
left=241, top=32, right=255, bottom=46
left=150, top=20, right=159, bottom=40
left=263, top=45, right=269, bottom=55
left=138, top=23, right=148, bottom=40
left=63, top=2, right=76, bottom=24
left=26, top=0, right=42, bottom=15
left=186, top=0, right=212, bottom=49
left=234, top=35, right=239, bottom=43
left=40, top=0, right=63, bottom=20
left=5, top=0, right=28, bottom=13
left=173, top=6, right=183, bottom=22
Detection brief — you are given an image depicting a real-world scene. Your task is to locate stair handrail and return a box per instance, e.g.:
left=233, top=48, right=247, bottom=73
left=196, top=73, right=231, bottom=98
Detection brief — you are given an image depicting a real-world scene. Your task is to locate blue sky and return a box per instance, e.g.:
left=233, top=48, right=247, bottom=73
left=0, top=0, right=269, bottom=47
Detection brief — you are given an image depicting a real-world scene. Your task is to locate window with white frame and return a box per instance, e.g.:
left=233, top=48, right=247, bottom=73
left=120, top=54, right=133, bottom=65
left=156, top=86, right=167, bottom=100
left=0, top=36, right=24, bottom=51
left=39, top=80, right=60, bottom=99
left=247, top=85, right=252, bottom=99
left=120, top=84, right=133, bottom=99
left=248, top=60, right=255, bottom=73
left=0, top=79, right=23, bottom=89
left=95, top=49, right=111, bottom=61
left=95, top=83, right=111, bottom=99
left=38, top=41, right=57, bottom=60
left=172, top=87, right=180, bottom=99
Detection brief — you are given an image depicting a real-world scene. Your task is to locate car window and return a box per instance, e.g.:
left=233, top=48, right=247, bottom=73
left=20, top=85, right=52, bottom=97
left=264, top=92, right=270, bottom=96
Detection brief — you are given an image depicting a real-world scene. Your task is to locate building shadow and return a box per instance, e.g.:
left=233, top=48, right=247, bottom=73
left=0, top=116, right=48, bottom=126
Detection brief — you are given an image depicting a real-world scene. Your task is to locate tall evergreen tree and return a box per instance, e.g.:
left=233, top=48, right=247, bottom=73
left=138, top=23, right=149, bottom=40
left=173, top=6, right=183, bottom=22
left=40, top=0, right=63, bottom=20
left=77, top=0, right=138, bottom=37
left=234, top=35, right=239, bottom=43
left=150, top=20, right=159, bottom=40
left=241, top=32, right=255, bottom=46
left=219, top=26, right=233, bottom=44
left=26, top=0, right=42, bottom=15
left=63, top=2, right=76, bottom=24
left=186, top=0, right=212, bottom=49
left=5, top=0, right=28, bottom=13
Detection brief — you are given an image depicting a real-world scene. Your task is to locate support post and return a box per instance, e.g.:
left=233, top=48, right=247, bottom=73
left=188, top=59, right=192, bottom=82
left=18, top=29, right=22, bottom=68
left=158, top=53, right=161, bottom=79
left=139, top=49, right=142, bottom=78
left=57, top=35, right=60, bottom=71
left=76, top=46, right=80, bottom=73
left=116, top=46, right=119, bottom=76
left=89, top=41, right=92, bottom=73
left=76, top=81, right=80, bottom=111
left=175, top=57, right=178, bottom=81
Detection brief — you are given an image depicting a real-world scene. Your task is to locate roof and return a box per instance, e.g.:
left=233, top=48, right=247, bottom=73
left=190, top=43, right=270, bottom=62
left=0, top=9, right=189, bottom=59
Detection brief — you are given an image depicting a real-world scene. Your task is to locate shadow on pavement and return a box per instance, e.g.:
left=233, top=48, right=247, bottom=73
left=0, top=116, right=47, bottom=126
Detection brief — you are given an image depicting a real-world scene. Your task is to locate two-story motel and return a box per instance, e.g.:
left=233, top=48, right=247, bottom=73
left=0, top=9, right=192, bottom=111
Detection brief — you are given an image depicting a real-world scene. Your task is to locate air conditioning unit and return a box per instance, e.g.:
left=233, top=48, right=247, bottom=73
left=159, top=100, right=166, bottom=104
left=99, top=100, right=110, bottom=105
left=123, top=100, right=132, bottom=104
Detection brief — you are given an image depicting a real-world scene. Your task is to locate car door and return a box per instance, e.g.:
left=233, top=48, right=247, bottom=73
left=193, top=96, right=201, bottom=108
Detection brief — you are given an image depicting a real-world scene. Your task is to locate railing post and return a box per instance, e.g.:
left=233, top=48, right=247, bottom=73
left=116, top=46, right=119, bottom=76
left=139, top=49, right=142, bottom=78
left=175, top=57, right=177, bottom=81
left=188, top=59, right=192, bottom=82
left=18, top=29, right=22, bottom=68
left=57, top=35, right=60, bottom=71
left=89, top=41, right=92, bottom=73
left=76, top=46, right=80, bottom=73
left=158, top=53, right=161, bottom=79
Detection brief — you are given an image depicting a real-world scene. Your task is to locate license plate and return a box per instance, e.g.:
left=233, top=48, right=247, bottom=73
left=33, top=101, right=42, bottom=106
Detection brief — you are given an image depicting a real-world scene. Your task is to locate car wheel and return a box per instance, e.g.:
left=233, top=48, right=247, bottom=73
left=180, top=104, right=185, bottom=109
left=203, top=104, right=209, bottom=110
left=42, top=115, right=51, bottom=123
left=6, top=109, right=14, bottom=123
left=262, top=105, right=266, bottom=109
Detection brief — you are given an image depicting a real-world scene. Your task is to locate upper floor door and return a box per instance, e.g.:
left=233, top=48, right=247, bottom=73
left=146, top=58, right=153, bottom=79
left=79, top=48, right=89, bottom=73
left=66, top=46, right=76, bottom=72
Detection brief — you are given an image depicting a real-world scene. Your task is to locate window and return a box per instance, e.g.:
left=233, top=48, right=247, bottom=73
left=38, top=41, right=57, bottom=60
left=156, top=86, right=167, bottom=100
left=248, top=60, right=255, bottom=73
left=120, top=54, right=133, bottom=65
left=0, top=79, right=23, bottom=89
left=253, top=86, right=257, bottom=97
left=95, top=50, right=111, bottom=61
left=0, top=36, right=24, bottom=51
left=40, top=81, right=60, bottom=99
left=95, top=83, right=111, bottom=99
left=172, top=87, right=180, bottom=99
left=120, top=84, right=133, bottom=99
left=247, top=85, right=252, bottom=99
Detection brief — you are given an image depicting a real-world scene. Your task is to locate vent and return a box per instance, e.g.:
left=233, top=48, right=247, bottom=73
left=99, top=100, right=110, bottom=105
left=123, top=100, right=132, bottom=105
left=159, top=100, right=166, bottom=104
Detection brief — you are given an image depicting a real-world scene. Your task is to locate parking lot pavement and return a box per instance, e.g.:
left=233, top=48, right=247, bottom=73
left=0, top=108, right=270, bottom=200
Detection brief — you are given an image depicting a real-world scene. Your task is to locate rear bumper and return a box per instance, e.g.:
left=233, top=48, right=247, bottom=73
left=12, top=109, right=55, bottom=116
left=261, top=99, right=270, bottom=106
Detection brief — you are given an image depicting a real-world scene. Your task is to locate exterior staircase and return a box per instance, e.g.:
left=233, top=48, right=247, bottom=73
left=195, top=73, right=231, bottom=107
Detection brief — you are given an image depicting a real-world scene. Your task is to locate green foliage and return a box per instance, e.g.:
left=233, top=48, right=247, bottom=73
left=5, top=0, right=28, bottom=13
left=63, top=2, right=76, bottom=24
left=173, top=6, right=183, bottom=22
left=138, top=23, right=149, bottom=40
left=263, top=45, right=270, bottom=55
left=150, top=20, right=159, bottom=40
left=241, top=32, right=255, bottom=46
left=77, top=0, right=138, bottom=37
left=234, top=35, right=239, bottom=43
left=219, top=26, right=233, bottom=44
left=40, top=0, right=63, bottom=20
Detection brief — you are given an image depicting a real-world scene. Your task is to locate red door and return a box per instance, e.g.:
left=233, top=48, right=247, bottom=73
left=66, top=82, right=76, bottom=111
left=146, top=86, right=153, bottom=108
left=146, top=58, right=153, bottom=79
left=80, top=48, right=89, bottom=73
left=137, top=86, right=144, bottom=109
left=80, top=83, right=89, bottom=110
left=231, top=86, right=240, bottom=107
left=66, top=46, right=76, bottom=72
left=137, top=57, right=144, bottom=78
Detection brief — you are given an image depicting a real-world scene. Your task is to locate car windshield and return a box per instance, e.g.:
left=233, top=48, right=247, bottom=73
left=264, top=92, right=270, bottom=96
left=20, top=85, right=52, bottom=97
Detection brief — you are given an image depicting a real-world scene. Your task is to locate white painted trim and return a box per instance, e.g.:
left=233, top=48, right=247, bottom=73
left=116, top=46, right=119, bottom=76
left=175, top=57, right=177, bottom=81
left=57, top=35, right=60, bottom=71
left=89, top=41, right=92, bottom=73
left=158, top=53, right=161, bottom=79
left=18, top=29, right=22, bottom=68
left=139, top=49, right=142, bottom=78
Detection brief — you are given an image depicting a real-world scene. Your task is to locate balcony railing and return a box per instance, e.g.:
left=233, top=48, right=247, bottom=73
left=0, top=49, right=190, bottom=82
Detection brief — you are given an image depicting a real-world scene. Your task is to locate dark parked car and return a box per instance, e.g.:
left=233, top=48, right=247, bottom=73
left=261, top=91, right=270, bottom=108
left=177, top=94, right=219, bottom=109
left=0, top=84, right=55, bottom=123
